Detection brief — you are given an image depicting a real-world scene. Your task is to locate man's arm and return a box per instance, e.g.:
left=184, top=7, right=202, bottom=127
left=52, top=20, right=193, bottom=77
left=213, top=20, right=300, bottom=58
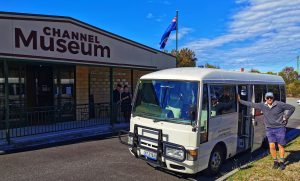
left=281, top=102, right=295, bottom=120
left=237, top=95, right=263, bottom=110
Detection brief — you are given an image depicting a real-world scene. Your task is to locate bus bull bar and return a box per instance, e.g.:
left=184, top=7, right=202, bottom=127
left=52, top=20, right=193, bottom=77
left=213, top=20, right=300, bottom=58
left=118, top=124, right=187, bottom=167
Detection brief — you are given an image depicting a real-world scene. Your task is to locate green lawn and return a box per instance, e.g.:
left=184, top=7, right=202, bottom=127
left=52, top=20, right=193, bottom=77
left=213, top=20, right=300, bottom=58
left=227, top=135, right=300, bottom=181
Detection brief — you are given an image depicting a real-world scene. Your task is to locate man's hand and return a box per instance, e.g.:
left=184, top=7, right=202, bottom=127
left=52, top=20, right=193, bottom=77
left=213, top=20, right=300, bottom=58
left=283, top=116, right=288, bottom=125
left=237, top=94, right=241, bottom=102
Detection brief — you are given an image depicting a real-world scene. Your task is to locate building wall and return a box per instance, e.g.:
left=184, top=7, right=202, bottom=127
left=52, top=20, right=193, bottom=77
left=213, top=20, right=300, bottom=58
left=76, top=66, right=89, bottom=105
left=113, top=68, right=132, bottom=90
left=76, top=66, right=153, bottom=105
left=133, top=70, right=153, bottom=91
left=89, top=67, right=110, bottom=103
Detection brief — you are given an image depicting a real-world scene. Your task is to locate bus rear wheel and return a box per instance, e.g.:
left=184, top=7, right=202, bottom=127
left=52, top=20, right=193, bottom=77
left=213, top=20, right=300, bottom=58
left=207, top=146, right=224, bottom=175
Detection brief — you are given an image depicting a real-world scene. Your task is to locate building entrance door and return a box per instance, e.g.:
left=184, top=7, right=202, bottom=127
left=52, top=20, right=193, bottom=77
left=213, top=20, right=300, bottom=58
left=26, top=65, right=53, bottom=108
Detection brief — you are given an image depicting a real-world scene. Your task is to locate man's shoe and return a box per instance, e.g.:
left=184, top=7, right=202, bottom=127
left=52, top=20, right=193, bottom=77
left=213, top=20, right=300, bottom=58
left=279, top=162, right=286, bottom=170
left=273, top=161, right=279, bottom=169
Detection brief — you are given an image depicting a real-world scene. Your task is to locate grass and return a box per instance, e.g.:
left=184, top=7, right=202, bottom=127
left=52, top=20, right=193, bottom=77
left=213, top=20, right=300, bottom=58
left=227, top=136, right=300, bottom=181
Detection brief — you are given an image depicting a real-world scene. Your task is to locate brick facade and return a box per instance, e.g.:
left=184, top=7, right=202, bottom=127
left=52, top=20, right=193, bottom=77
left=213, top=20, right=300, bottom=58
left=76, top=66, right=153, bottom=105
left=113, top=68, right=132, bottom=91
left=133, top=70, right=153, bottom=91
left=89, top=67, right=110, bottom=103
left=76, top=66, right=89, bottom=104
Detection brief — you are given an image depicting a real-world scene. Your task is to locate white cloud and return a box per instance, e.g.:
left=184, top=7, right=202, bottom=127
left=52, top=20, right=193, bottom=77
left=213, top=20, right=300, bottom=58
left=183, top=0, right=300, bottom=72
left=163, top=1, right=171, bottom=5
left=169, top=27, right=193, bottom=40
left=146, top=13, right=154, bottom=19
left=146, top=13, right=167, bottom=22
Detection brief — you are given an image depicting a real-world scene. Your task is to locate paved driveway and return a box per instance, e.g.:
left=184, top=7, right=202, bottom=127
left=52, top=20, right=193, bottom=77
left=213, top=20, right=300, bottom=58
left=0, top=98, right=299, bottom=181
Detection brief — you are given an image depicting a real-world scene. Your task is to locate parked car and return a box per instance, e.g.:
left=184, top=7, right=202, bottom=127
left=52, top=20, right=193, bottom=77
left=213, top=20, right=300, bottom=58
left=297, top=99, right=300, bottom=105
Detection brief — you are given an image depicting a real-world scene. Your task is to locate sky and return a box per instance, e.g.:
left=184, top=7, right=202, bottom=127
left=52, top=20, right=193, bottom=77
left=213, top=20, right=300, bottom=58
left=1, top=0, right=300, bottom=72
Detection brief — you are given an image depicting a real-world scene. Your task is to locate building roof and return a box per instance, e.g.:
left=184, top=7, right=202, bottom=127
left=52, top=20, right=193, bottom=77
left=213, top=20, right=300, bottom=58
left=141, top=67, right=285, bottom=84
left=0, top=11, right=175, bottom=58
left=0, top=11, right=176, bottom=69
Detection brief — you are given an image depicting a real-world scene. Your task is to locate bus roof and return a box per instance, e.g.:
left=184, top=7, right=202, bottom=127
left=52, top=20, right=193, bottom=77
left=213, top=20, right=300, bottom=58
left=141, top=67, right=285, bottom=84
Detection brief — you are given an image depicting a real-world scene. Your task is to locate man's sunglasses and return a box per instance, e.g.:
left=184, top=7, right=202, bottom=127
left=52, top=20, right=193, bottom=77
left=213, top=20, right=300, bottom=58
left=266, top=97, right=273, bottom=100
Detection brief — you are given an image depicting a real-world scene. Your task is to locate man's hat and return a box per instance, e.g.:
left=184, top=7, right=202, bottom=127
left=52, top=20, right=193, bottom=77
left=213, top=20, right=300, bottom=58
left=265, top=92, right=274, bottom=98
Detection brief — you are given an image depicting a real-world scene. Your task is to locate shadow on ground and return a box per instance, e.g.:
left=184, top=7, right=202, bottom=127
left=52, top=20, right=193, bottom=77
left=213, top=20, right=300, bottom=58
left=285, top=150, right=300, bottom=166
left=1, top=133, right=118, bottom=155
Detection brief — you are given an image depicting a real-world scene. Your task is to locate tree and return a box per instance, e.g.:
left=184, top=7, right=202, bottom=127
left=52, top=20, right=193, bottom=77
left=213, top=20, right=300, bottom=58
left=250, top=69, right=260, bottom=73
left=171, top=48, right=196, bottom=67
left=266, top=71, right=276, bottom=75
left=278, top=67, right=299, bottom=84
left=204, top=63, right=219, bottom=69
left=286, top=81, right=300, bottom=97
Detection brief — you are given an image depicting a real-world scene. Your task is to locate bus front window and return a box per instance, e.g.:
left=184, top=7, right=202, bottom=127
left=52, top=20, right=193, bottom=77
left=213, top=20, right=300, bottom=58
left=133, top=80, right=199, bottom=125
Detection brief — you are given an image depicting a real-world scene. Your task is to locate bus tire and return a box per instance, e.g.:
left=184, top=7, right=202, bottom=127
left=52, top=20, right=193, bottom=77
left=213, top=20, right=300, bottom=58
left=206, top=145, right=225, bottom=176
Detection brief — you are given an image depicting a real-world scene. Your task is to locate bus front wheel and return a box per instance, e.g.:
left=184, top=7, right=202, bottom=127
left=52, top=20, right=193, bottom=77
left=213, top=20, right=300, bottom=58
left=207, top=145, right=225, bottom=175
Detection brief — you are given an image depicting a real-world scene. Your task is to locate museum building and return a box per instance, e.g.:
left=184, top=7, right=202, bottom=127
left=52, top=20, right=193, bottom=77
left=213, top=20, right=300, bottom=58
left=0, top=12, right=176, bottom=141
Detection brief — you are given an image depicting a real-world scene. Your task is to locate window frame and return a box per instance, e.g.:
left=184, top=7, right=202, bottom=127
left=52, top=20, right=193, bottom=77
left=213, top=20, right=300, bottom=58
left=279, top=85, right=286, bottom=103
left=200, top=83, right=209, bottom=144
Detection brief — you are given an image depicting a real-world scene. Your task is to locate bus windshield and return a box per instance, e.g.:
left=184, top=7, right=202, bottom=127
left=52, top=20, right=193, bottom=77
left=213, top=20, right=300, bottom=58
left=133, top=80, right=199, bottom=125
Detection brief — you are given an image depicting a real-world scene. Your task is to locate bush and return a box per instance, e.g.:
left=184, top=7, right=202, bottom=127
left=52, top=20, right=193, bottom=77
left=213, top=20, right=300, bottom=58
left=286, top=81, right=300, bottom=97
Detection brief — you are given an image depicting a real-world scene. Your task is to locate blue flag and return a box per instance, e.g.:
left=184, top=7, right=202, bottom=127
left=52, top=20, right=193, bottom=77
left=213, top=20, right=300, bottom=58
left=159, top=17, right=177, bottom=49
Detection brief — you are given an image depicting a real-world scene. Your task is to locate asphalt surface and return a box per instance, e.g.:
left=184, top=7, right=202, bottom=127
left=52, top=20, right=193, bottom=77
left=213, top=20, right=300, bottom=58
left=0, top=98, right=299, bottom=181
left=286, top=97, right=300, bottom=121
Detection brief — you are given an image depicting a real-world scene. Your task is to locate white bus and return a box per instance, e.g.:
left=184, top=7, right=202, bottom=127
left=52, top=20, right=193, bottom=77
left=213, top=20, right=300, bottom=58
left=119, top=68, right=286, bottom=175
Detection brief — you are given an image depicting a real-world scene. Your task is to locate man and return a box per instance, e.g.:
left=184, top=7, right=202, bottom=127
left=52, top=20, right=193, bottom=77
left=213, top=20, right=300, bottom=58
left=237, top=92, right=295, bottom=170
left=112, top=84, right=122, bottom=124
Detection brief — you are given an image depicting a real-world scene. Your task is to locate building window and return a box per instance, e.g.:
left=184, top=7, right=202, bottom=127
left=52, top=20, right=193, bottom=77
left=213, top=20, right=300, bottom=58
left=8, top=64, right=25, bottom=110
left=200, top=84, right=208, bottom=143
left=210, top=85, right=236, bottom=117
left=0, top=62, right=4, bottom=122
left=54, top=65, right=75, bottom=121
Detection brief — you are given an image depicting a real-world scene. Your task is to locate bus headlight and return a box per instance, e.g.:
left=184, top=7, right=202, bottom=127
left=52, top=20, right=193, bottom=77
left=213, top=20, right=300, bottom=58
left=165, top=147, right=185, bottom=160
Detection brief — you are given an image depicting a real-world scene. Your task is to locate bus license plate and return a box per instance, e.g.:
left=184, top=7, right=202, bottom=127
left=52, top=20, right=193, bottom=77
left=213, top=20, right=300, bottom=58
left=143, top=150, right=157, bottom=160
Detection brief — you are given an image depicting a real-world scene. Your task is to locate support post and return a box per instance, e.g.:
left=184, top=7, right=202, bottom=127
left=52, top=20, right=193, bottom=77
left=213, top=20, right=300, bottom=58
left=131, top=69, right=134, bottom=94
left=176, top=10, right=179, bottom=53
left=57, top=67, right=62, bottom=122
left=297, top=56, right=299, bottom=74
left=4, top=60, right=10, bottom=144
left=109, top=67, right=114, bottom=126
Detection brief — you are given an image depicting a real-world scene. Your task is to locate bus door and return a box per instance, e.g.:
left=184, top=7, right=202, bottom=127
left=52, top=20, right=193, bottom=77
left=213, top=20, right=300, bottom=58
left=237, top=85, right=252, bottom=152
left=251, top=85, right=267, bottom=152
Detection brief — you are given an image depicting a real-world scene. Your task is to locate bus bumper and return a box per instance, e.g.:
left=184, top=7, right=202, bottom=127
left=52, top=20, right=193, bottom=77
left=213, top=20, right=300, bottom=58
left=118, top=125, right=198, bottom=174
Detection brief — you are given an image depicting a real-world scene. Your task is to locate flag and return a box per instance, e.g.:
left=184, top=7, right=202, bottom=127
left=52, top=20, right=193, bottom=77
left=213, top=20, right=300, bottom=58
left=159, top=17, right=177, bottom=49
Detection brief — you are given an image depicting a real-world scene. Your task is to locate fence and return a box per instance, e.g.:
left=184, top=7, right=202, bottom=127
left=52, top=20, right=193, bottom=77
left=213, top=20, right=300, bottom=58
left=0, top=103, right=126, bottom=142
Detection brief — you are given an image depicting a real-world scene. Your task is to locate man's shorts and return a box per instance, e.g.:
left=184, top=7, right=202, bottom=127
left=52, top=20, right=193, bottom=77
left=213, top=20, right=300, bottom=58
left=266, top=127, right=286, bottom=145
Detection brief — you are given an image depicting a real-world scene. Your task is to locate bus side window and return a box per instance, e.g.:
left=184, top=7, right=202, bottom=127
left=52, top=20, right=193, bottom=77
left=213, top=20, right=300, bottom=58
left=267, top=85, right=280, bottom=101
left=254, top=85, right=266, bottom=116
left=210, top=85, right=236, bottom=117
left=280, top=85, right=286, bottom=103
left=200, top=84, right=208, bottom=144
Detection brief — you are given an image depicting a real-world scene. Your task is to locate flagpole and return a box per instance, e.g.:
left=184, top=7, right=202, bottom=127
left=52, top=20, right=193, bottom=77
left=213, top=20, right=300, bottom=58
left=176, top=10, right=179, bottom=53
